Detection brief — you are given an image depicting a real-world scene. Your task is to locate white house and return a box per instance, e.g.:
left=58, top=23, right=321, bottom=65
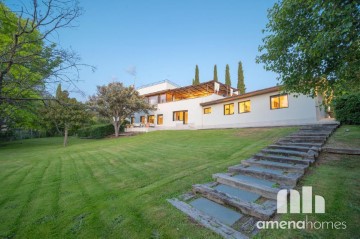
left=128, top=80, right=330, bottom=131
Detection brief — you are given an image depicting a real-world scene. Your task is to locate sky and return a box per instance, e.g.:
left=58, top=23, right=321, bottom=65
left=6, top=0, right=279, bottom=100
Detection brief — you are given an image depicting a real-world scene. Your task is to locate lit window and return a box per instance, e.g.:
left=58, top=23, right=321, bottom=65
left=173, top=111, right=184, bottom=121
left=239, top=101, right=251, bottom=113
left=157, top=114, right=163, bottom=125
left=224, top=103, right=234, bottom=115
left=148, top=115, right=155, bottom=124
left=131, top=116, right=135, bottom=124
left=204, top=107, right=211, bottom=114
left=140, top=116, right=145, bottom=124
left=270, top=94, right=288, bottom=109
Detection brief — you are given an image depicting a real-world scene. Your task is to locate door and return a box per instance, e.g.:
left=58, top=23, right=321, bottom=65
left=184, top=111, right=188, bottom=124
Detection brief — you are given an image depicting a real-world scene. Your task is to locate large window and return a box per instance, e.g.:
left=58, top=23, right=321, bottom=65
left=157, top=114, right=163, bottom=125
left=224, top=103, right=234, bottom=115
left=148, top=115, right=155, bottom=124
left=270, top=94, right=289, bottom=110
left=239, top=100, right=251, bottom=113
left=140, top=116, right=145, bottom=124
left=203, top=107, right=211, bottom=114
left=148, top=96, right=158, bottom=105
left=159, top=94, right=166, bottom=103
left=173, top=111, right=184, bottom=121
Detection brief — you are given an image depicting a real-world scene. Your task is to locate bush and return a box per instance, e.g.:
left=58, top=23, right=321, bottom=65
left=77, top=124, right=114, bottom=139
left=333, top=93, right=360, bottom=125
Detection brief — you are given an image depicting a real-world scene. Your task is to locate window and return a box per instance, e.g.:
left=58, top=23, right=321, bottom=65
left=140, top=116, right=145, bottom=124
left=270, top=94, right=289, bottom=110
left=157, top=114, right=163, bottom=125
left=173, top=111, right=184, bottom=121
left=148, top=96, right=158, bottom=105
left=224, top=103, right=234, bottom=115
left=131, top=116, right=135, bottom=124
left=159, top=94, right=166, bottom=103
left=239, top=101, right=251, bottom=113
left=204, top=107, right=211, bottom=114
left=148, top=115, right=155, bottom=124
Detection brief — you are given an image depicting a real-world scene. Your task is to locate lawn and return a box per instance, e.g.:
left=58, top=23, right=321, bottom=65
left=256, top=125, right=360, bottom=239
left=0, top=127, right=296, bottom=239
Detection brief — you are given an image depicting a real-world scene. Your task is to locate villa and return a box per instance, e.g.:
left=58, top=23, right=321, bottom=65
left=128, top=80, right=330, bottom=132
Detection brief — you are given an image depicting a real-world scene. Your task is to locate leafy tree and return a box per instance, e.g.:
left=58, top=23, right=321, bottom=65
left=213, top=65, right=218, bottom=82
left=237, top=61, right=246, bottom=94
left=42, top=84, right=89, bottom=146
left=89, top=82, right=154, bottom=137
left=225, top=64, right=231, bottom=86
left=257, top=0, right=360, bottom=103
left=194, top=65, right=200, bottom=85
left=0, top=1, right=90, bottom=132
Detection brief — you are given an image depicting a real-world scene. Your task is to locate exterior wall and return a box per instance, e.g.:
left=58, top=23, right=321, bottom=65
left=200, top=92, right=321, bottom=129
left=133, top=94, right=224, bottom=128
left=137, top=81, right=178, bottom=95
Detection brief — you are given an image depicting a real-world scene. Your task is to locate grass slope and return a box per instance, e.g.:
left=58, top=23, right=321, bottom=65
left=0, top=127, right=295, bottom=239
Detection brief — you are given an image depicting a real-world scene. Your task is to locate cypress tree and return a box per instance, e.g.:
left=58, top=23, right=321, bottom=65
left=237, top=61, right=246, bottom=94
left=192, top=78, right=195, bottom=85
left=213, top=64, right=218, bottom=82
left=225, top=64, right=231, bottom=86
left=194, top=65, right=200, bottom=85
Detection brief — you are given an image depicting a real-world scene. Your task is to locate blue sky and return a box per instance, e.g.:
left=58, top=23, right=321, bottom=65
left=8, top=0, right=279, bottom=100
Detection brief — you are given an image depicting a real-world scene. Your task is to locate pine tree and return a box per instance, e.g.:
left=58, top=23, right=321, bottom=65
left=194, top=65, right=200, bottom=85
left=237, top=61, right=246, bottom=94
left=213, top=65, right=218, bottom=82
left=225, top=64, right=231, bottom=86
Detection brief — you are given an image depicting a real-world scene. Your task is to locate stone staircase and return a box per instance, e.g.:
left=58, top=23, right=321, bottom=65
left=168, top=124, right=339, bottom=239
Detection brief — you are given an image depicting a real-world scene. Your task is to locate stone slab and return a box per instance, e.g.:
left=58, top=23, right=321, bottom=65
left=214, top=184, right=261, bottom=203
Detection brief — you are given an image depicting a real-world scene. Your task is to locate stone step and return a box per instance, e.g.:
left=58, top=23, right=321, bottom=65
left=292, top=132, right=330, bottom=137
left=192, top=184, right=276, bottom=220
left=227, top=165, right=302, bottom=187
left=261, top=148, right=311, bottom=158
left=300, top=124, right=339, bottom=130
left=284, top=135, right=327, bottom=142
left=213, top=173, right=281, bottom=200
left=167, top=198, right=249, bottom=239
left=268, top=144, right=319, bottom=152
left=254, top=153, right=312, bottom=165
left=241, top=158, right=307, bottom=173
left=276, top=141, right=324, bottom=148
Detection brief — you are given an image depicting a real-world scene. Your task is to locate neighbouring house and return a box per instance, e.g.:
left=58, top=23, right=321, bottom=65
left=127, top=80, right=331, bottom=132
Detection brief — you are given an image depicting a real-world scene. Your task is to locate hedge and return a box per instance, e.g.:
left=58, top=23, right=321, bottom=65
left=77, top=124, right=114, bottom=139
left=333, top=93, right=360, bottom=125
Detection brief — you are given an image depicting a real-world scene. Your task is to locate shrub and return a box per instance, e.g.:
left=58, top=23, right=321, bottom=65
left=333, top=93, right=360, bottom=125
left=77, top=124, right=114, bottom=139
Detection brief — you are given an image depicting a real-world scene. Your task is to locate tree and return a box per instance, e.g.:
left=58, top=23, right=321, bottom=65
left=225, top=64, right=231, bottom=86
left=89, top=82, right=154, bottom=137
left=0, top=1, right=90, bottom=131
left=213, top=65, right=218, bottom=82
left=237, top=61, right=246, bottom=94
left=194, top=65, right=200, bottom=85
left=42, top=84, right=89, bottom=146
left=257, top=0, right=360, bottom=103
left=192, top=78, right=195, bottom=85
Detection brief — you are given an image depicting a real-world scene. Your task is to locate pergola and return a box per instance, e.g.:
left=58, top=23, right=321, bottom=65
left=143, top=80, right=238, bottom=102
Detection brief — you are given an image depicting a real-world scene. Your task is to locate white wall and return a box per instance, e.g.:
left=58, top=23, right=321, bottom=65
left=137, top=81, right=178, bottom=95
left=200, top=92, right=320, bottom=129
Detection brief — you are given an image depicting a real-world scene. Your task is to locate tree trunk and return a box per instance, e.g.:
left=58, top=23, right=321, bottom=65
left=63, top=127, right=68, bottom=147
left=114, top=122, right=119, bottom=137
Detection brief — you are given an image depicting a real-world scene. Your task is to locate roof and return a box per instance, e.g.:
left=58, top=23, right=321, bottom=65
left=143, top=80, right=238, bottom=99
left=200, top=85, right=281, bottom=107
left=137, top=79, right=180, bottom=90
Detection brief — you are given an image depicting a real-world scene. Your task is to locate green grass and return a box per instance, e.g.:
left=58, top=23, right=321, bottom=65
left=256, top=125, right=360, bottom=239
left=0, top=127, right=296, bottom=239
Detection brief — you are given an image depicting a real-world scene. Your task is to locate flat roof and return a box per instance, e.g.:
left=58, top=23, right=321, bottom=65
left=200, top=85, right=281, bottom=106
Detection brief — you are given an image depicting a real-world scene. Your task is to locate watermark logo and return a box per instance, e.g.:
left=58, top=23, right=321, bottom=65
left=256, top=186, right=347, bottom=230
left=277, top=186, right=325, bottom=214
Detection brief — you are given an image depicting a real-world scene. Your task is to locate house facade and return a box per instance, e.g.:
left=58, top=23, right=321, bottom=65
left=128, top=80, right=329, bottom=131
